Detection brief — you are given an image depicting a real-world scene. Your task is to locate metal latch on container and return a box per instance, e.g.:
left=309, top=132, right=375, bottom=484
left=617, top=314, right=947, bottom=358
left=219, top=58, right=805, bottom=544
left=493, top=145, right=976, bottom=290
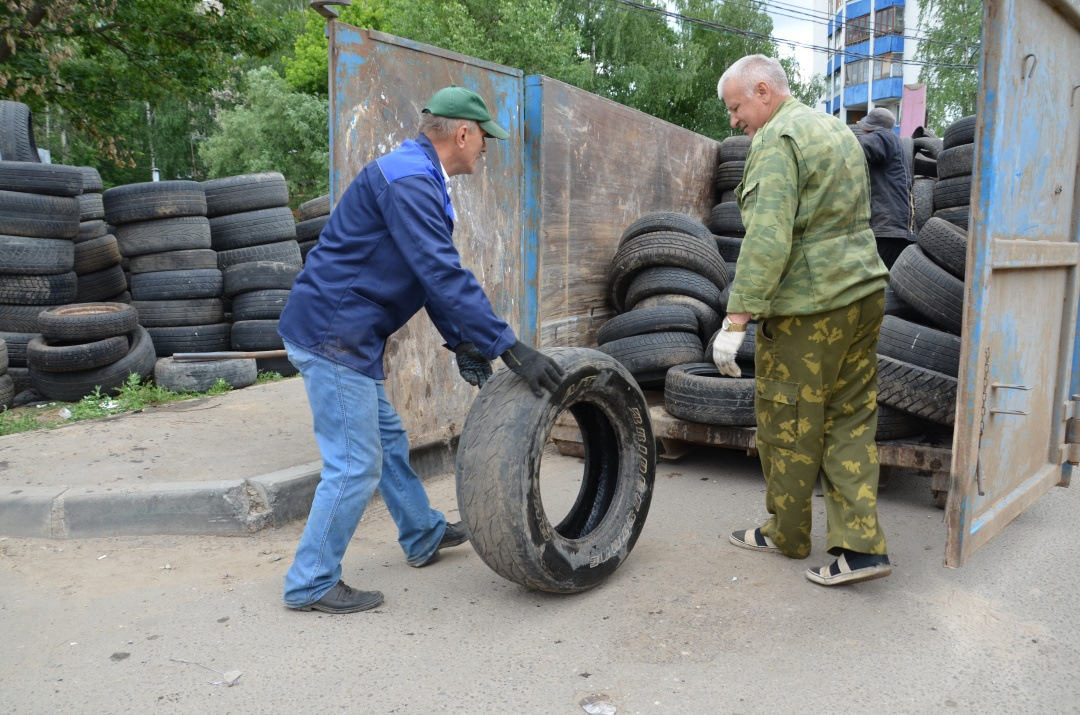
left=1066, top=396, right=1080, bottom=466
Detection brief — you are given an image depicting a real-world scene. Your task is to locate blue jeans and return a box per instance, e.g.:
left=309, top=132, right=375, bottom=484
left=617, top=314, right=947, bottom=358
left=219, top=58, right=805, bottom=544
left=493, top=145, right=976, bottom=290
left=282, top=341, right=448, bottom=608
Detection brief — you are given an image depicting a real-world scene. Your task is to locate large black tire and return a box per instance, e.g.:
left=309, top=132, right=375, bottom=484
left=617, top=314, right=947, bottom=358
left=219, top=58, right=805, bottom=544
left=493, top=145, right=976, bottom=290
left=663, top=363, right=756, bottom=426
left=102, top=181, right=207, bottom=224
left=0, top=189, right=80, bottom=238
left=131, top=298, right=224, bottom=327
left=609, top=231, right=727, bottom=312
left=0, top=161, right=83, bottom=196
left=216, top=240, right=302, bottom=271
left=932, top=205, right=969, bottom=231
left=878, top=315, right=962, bottom=377
left=209, top=207, right=297, bottom=251
left=26, top=334, right=130, bottom=373
left=231, top=289, right=290, bottom=321
left=913, top=154, right=937, bottom=179
left=707, top=202, right=745, bottom=236
left=933, top=175, right=972, bottom=210
left=937, top=144, right=975, bottom=180
left=714, top=234, right=742, bottom=264
left=713, top=161, right=745, bottom=193
left=113, top=216, right=212, bottom=257
left=298, top=194, right=331, bottom=221
left=889, top=245, right=965, bottom=335
left=129, top=268, right=223, bottom=301
left=875, top=404, right=926, bottom=441
left=0, top=331, right=34, bottom=367
left=222, top=260, right=301, bottom=297
left=77, top=219, right=107, bottom=242
left=75, top=264, right=127, bottom=303
left=942, top=115, right=976, bottom=150
left=917, top=216, right=967, bottom=279
left=128, top=248, right=218, bottom=274
left=596, top=331, right=703, bottom=378
left=231, top=319, right=283, bottom=350
left=295, top=214, right=329, bottom=243
left=0, top=235, right=74, bottom=275
left=634, top=294, right=722, bottom=340
left=596, top=305, right=698, bottom=346
left=456, top=347, right=655, bottom=593
left=0, top=101, right=39, bottom=163
left=913, top=177, right=935, bottom=233
left=78, top=166, right=103, bottom=193
left=38, top=303, right=138, bottom=342
left=77, top=192, right=105, bottom=221
left=0, top=271, right=77, bottom=305
left=0, top=303, right=57, bottom=332
left=877, top=355, right=957, bottom=426
left=298, top=239, right=317, bottom=263
left=624, top=266, right=722, bottom=312
left=153, top=355, right=257, bottom=392
left=618, top=212, right=713, bottom=247
left=718, top=135, right=751, bottom=163
left=29, top=325, right=157, bottom=402
left=73, top=234, right=122, bottom=275
left=145, top=323, right=231, bottom=357
left=202, top=172, right=289, bottom=217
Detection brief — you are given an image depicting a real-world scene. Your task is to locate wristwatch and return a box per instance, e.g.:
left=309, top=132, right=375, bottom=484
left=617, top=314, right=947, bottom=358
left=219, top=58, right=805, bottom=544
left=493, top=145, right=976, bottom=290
left=722, top=316, right=748, bottom=333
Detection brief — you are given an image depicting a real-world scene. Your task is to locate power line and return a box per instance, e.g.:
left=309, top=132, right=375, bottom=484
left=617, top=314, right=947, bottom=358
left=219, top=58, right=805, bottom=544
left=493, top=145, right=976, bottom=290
left=603, top=0, right=978, bottom=70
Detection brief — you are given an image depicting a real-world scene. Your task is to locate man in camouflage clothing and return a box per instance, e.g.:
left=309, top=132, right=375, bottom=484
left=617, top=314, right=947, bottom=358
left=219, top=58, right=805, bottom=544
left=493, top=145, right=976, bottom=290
left=712, top=55, right=893, bottom=586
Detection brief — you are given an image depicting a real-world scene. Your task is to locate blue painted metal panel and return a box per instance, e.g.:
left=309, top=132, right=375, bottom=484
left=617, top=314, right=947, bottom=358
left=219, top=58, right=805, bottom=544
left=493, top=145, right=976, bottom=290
left=846, top=0, right=871, bottom=18
left=844, top=41, right=870, bottom=60
left=871, top=77, right=904, bottom=100
left=875, top=0, right=905, bottom=8
left=874, top=34, right=904, bottom=54
left=828, top=18, right=835, bottom=36
left=844, top=83, right=868, bottom=105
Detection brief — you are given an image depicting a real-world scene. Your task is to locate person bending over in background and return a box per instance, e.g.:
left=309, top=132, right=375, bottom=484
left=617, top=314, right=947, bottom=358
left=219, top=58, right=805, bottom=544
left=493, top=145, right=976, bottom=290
left=856, top=106, right=915, bottom=268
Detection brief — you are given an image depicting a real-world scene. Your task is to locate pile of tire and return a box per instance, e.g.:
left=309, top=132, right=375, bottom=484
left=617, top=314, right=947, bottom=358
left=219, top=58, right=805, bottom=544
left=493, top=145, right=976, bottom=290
left=0, top=161, right=85, bottom=396
left=105, top=180, right=227, bottom=359
left=0, top=100, right=39, bottom=163
left=708, top=135, right=750, bottom=271
left=294, top=193, right=330, bottom=263
left=27, top=303, right=155, bottom=402
left=909, top=126, right=942, bottom=234
left=931, top=115, right=976, bottom=231
left=204, top=172, right=301, bottom=376
left=74, top=167, right=128, bottom=305
left=600, top=211, right=730, bottom=388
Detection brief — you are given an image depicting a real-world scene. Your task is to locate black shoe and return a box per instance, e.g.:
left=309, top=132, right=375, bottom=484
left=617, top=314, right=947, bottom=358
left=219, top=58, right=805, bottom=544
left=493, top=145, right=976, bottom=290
left=290, top=580, right=383, bottom=614
left=410, top=521, right=469, bottom=568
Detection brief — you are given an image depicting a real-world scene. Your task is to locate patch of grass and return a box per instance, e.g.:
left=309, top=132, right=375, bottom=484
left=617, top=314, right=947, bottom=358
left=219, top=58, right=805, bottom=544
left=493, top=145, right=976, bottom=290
left=255, top=370, right=286, bottom=384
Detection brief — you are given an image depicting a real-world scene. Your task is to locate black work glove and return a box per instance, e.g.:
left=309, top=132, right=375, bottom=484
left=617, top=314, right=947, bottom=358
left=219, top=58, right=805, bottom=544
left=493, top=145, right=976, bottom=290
left=454, top=342, right=492, bottom=388
left=499, top=341, right=564, bottom=397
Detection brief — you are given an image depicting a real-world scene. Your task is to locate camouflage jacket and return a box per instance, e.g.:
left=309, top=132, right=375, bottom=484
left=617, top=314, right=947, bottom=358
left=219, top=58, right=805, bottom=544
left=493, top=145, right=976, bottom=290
left=728, top=97, right=889, bottom=318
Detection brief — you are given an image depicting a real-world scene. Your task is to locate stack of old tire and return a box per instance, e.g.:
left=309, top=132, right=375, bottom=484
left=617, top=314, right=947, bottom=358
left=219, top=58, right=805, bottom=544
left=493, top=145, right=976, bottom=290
left=295, top=193, right=330, bottom=262
left=204, top=172, right=301, bottom=376
left=105, top=180, right=229, bottom=359
left=910, top=127, right=942, bottom=234
left=27, top=303, right=155, bottom=402
left=708, top=135, right=750, bottom=275
left=0, top=161, right=83, bottom=396
left=875, top=115, right=975, bottom=440
left=74, top=167, right=128, bottom=305
left=600, top=211, right=729, bottom=389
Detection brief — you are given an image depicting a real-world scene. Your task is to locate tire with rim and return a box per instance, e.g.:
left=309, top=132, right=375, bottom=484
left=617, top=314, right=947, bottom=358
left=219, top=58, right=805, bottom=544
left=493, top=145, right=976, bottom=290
left=877, top=354, right=957, bottom=426
left=202, top=172, right=289, bottom=217
left=29, top=325, right=157, bottom=402
left=889, top=245, right=964, bottom=335
left=663, top=363, right=756, bottom=426
left=596, top=305, right=698, bottom=346
left=456, top=347, right=655, bottom=594
left=154, top=356, right=257, bottom=392
left=618, top=212, right=712, bottom=247
left=609, top=231, right=727, bottom=312
left=26, top=334, right=130, bottom=373
left=38, top=303, right=139, bottom=342
left=0, top=235, right=75, bottom=275
left=114, top=216, right=212, bottom=257
left=0, top=189, right=80, bottom=238
left=102, top=181, right=207, bottom=224
left=223, top=260, right=301, bottom=297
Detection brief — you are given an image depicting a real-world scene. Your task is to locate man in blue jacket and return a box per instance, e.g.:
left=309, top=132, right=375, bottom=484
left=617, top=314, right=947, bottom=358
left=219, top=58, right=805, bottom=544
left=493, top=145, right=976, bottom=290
left=278, top=85, right=563, bottom=614
left=856, top=107, right=915, bottom=267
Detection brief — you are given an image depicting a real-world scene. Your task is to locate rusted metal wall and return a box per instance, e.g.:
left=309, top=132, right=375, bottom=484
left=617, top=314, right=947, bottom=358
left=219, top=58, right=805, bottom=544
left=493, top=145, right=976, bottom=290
left=523, top=76, right=722, bottom=348
left=328, top=25, right=524, bottom=448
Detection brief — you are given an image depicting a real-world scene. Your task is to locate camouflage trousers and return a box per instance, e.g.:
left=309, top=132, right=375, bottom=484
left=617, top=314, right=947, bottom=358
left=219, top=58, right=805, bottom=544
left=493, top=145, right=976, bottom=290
left=754, top=290, right=888, bottom=559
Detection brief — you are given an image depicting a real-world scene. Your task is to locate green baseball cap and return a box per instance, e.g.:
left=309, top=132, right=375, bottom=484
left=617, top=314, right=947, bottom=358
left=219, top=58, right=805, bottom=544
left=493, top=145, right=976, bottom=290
left=423, top=85, right=510, bottom=140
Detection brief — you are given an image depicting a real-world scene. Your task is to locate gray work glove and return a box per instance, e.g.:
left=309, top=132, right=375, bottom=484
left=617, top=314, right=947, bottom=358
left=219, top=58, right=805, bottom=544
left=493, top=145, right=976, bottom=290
left=712, top=317, right=747, bottom=378
left=500, top=341, right=564, bottom=397
left=454, top=342, right=492, bottom=388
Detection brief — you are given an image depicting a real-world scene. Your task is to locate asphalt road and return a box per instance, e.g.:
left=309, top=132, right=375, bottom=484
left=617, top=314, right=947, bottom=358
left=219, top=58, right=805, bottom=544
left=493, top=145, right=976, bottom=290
left=2, top=445, right=1078, bottom=713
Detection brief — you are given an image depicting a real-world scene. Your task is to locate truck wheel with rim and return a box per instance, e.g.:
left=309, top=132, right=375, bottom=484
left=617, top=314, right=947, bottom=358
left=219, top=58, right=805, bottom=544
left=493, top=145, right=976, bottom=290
left=456, top=347, right=656, bottom=593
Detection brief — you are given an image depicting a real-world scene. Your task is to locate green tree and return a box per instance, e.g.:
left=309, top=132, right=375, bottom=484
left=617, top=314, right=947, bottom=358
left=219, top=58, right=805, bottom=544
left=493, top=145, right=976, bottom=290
left=914, top=0, right=982, bottom=133
left=284, top=3, right=388, bottom=96
left=199, top=66, right=330, bottom=208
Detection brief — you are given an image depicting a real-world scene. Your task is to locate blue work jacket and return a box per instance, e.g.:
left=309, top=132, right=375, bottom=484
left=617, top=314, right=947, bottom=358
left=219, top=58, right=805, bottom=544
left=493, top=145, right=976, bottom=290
left=278, top=135, right=517, bottom=380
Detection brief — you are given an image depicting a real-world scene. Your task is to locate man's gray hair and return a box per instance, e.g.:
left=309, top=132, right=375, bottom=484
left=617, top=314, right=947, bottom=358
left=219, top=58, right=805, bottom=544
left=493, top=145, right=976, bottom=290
left=717, top=55, right=791, bottom=100
left=419, top=112, right=478, bottom=141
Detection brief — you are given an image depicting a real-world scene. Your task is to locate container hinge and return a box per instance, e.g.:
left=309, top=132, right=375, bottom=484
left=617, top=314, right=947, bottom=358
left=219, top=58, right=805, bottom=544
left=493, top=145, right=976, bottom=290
left=1066, top=396, right=1080, bottom=467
